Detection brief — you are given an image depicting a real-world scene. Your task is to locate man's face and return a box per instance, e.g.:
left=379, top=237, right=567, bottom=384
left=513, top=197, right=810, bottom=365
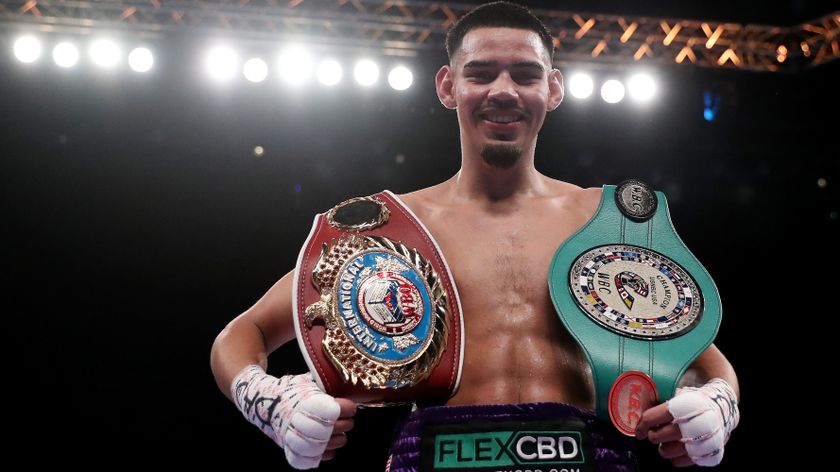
left=437, top=27, right=563, bottom=168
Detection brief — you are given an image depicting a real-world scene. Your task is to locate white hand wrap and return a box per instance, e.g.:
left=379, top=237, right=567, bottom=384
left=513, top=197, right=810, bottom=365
left=667, top=378, right=740, bottom=467
left=231, top=365, right=341, bottom=470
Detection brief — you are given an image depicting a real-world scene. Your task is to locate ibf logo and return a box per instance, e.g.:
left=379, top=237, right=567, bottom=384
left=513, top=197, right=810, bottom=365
left=433, top=430, right=585, bottom=469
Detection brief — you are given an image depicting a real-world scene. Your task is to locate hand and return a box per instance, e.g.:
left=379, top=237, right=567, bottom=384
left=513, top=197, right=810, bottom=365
left=231, top=365, right=357, bottom=469
left=634, top=378, right=739, bottom=467
left=320, top=397, right=356, bottom=462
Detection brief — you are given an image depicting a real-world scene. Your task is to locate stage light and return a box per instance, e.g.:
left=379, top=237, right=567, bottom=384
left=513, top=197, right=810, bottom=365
left=388, top=65, right=413, bottom=91
left=89, top=39, right=120, bottom=68
left=354, top=59, right=379, bottom=86
left=568, top=73, right=594, bottom=99
left=627, top=73, right=656, bottom=102
left=53, top=42, right=79, bottom=68
left=703, top=91, right=720, bottom=122
left=278, top=46, right=313, bottom=86
left=14, top=35, right=41, bottom=63
left=601, top=79, right=625, bottom=104
left=316, top=59, right=342, bottom=86
left=205, top=46, right=238, bottom=82
left=128, top=47, right=154, bottom=72
left=243, top=58, right=268, bottom=83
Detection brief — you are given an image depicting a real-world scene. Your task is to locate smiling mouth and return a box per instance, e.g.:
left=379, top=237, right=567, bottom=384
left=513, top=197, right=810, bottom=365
left=481, top=114, right=524, bottom=125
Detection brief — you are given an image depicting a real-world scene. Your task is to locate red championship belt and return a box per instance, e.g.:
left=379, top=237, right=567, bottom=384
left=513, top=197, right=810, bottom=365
left=292, top=191, right=464, bottom=404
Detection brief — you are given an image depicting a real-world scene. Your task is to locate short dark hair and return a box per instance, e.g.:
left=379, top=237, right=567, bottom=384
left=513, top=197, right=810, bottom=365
left=445, top=1, right=554, bottom=65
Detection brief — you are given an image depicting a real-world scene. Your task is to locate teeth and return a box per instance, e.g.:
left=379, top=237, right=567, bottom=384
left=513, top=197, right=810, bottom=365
left=486, top=115, right=519, bottom=123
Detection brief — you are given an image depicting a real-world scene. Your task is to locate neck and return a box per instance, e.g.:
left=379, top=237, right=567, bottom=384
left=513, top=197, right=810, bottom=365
left=450, top=142, right=546, bottom=203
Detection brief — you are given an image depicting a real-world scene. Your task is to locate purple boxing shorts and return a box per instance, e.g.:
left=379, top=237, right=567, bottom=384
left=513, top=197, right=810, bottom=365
left=387, top=403, right=638, bottom=472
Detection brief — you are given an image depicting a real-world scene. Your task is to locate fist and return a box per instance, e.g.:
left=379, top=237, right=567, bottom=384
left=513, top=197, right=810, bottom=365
left=635, top=379, right=739, bottom=467
left=231, top=367, right=357, bottom=469
left=278, top=394, right=357, bottom=469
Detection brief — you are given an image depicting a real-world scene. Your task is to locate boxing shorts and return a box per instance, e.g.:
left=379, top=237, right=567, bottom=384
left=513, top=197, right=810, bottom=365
left=388, top=403, right=638, bottom=472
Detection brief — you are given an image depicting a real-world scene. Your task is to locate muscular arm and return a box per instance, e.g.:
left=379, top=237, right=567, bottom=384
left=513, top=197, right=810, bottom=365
left=210, top=269, right=297, bottom=400
left=678, top=343, right=740, bottom=402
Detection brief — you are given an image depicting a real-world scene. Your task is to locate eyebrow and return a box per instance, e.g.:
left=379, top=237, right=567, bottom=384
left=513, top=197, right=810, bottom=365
left=462, top=60, right=545, bottom=72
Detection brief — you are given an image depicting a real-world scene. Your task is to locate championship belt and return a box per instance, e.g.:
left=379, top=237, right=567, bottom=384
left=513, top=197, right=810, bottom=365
left=548, top=180, right=721, bottom=436
left=293, top=191, right=464, bottom=404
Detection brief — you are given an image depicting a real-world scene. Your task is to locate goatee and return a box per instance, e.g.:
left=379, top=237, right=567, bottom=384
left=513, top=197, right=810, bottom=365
left=480, top=143, right=522, bottom=169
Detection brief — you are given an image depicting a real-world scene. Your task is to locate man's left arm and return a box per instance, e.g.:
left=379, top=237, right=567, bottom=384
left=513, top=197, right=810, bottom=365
left=634, top=343, right=741, bottom=468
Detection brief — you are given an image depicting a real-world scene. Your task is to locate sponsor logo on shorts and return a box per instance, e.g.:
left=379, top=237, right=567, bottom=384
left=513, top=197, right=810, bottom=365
left=433, top=430, right=585, bottom=470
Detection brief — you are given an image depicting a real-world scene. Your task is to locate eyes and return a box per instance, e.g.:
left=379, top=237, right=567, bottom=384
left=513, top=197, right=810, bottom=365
left=465, top=71, right=542, bottom=84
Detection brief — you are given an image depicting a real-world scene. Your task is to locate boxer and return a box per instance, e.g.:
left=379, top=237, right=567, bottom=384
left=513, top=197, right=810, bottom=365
left=210, top=2, right=740, bottom=470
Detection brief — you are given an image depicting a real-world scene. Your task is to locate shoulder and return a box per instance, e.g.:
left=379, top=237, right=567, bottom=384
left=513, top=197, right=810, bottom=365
left=576, top=186, right=603, bottom=217
left=394, top=182, right=450, bottom=218
left=543, top=177, right=602, bottom=218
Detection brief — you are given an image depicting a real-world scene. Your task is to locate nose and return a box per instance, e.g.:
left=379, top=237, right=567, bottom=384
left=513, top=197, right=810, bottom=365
left=487, top=72, right=518, bottom=106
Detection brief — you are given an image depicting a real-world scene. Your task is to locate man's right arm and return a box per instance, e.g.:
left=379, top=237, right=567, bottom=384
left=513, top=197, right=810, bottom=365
left=210, top=269, right=357, bottom=469
left=210, top=269, right=298, bottom=401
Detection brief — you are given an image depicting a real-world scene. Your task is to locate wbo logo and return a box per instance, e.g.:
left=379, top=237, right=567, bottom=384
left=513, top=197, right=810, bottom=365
left=434, top=430, right=585, bottom=468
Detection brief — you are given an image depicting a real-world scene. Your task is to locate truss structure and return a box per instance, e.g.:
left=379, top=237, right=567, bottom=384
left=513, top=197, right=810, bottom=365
left=1, top=0, right=837, bottom=71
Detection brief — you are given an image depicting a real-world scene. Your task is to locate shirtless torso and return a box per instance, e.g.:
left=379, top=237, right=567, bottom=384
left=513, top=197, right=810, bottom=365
left=398, top=175, right=602, bottom=409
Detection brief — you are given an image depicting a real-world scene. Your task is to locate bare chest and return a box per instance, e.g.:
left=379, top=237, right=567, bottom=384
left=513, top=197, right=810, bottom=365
left=422, top=208, right=594, bottom=404
left=424, top=210, right=580, bottom=317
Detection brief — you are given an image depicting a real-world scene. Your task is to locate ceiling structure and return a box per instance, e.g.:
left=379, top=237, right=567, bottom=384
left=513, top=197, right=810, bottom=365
left=0, top=0, right=837, bottom=72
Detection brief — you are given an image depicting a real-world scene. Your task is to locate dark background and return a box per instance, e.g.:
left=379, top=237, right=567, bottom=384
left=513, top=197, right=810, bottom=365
left=3, top=0, right=837, bottom=469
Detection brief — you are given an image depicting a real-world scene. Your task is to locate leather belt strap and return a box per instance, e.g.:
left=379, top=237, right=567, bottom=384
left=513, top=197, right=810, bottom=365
left=293, top=190, right=464, bottom=404
left=549, top=182, right=721, bottom=434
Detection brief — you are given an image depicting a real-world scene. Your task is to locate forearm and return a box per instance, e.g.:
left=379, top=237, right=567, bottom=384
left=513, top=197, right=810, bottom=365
left=210, top=318, right=270, bottom=401
left=678, top=343, right=740, bottom=402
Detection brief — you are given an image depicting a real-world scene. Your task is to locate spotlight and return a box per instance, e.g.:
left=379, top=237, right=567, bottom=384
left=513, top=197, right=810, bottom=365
left=567, top=73, right=594, bottom=99
left=243, top=58, right=268, bottom=83
left=278, top=46, right=313, bottom=86
left=89, top=39, right=121, bottom=68
left=316, top=59, right=342, bottom=86
left=205, top=46, right=238, bottom=82
left=128, top=47, right=154, bottom=72
left=388, top=65, right=413, bottom=91
left=14, top=36, right=41, bottom=63
left=601, top=79, right=625, bottom=104
left=354, top=59, right=379, bottom=86
left=627, top=73, right=656, bottom=102
left=53, top=42, right=79, bottom=68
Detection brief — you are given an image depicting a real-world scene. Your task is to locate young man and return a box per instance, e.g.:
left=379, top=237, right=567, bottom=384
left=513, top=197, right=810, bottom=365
left=210, top=2, right=740, bottom=470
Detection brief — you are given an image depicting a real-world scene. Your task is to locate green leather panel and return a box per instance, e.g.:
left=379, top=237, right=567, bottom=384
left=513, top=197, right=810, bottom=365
left=548, top=185, right=721, bottom=421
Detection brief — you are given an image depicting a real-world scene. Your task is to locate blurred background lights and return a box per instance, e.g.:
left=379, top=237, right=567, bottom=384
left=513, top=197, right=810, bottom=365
left=253, top=146, right=264, bottom=157
left=387, top=65, right=413, bottom=91
left=14, top=35, right=41, bottom=63
left=354, top=59, right=379, bottom=86
left=627, top=73, right=656, bottom=102
left=53, top=42, right=79, bottom=68
left=703, top=91, right=721, bottom=122
left=128, top=47, right=154, bottom=72
left=278, top=46, right=313, bottom=85
left=243, top=57, right=268, bottom=83
left=316, top=59, right=342, bottom=86
left=205, top=46, right=238, bottom=82
left=89, top=39, right=120, bottom=68
left=568, top=73, right=594, bottom=99
left=601, top=79, right=625, bottom=104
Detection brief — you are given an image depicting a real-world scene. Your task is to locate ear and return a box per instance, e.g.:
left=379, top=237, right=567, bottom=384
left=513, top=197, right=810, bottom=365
left=435, top=65, right=457, bottom=110
left=547, top=69, right=564, bottom=111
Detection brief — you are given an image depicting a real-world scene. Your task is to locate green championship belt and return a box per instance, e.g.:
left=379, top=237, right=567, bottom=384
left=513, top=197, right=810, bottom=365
left=548, top=180, right=721, bottom=436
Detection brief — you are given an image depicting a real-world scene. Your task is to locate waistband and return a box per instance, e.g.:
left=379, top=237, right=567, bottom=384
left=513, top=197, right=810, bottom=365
left=387, top=402, right=638, bottom=472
